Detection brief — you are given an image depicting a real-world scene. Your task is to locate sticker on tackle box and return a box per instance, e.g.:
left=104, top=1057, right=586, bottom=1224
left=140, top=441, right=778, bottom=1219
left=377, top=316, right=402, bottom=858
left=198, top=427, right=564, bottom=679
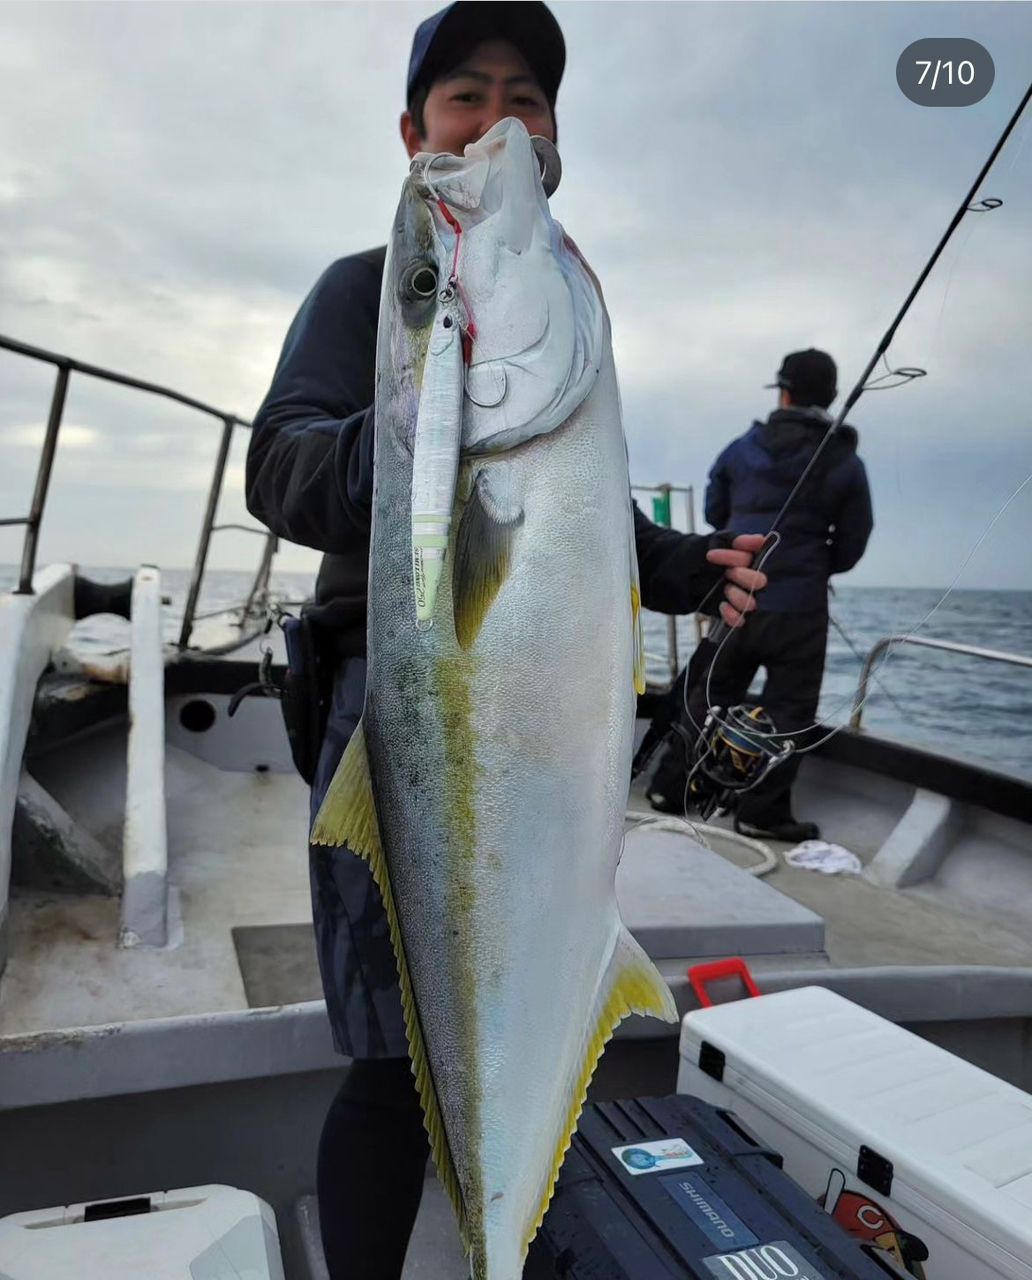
left=611, top=1136, right=704, bottom=1175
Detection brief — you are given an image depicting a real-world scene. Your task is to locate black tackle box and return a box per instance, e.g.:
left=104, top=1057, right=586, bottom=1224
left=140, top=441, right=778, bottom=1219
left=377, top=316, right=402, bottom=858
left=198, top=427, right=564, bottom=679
left=525, top=1095, right=907, bottom=1280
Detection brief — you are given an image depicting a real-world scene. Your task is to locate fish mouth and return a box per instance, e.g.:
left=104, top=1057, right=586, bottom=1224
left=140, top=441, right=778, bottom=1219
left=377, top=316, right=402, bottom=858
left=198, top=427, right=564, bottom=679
left=410, top=119, right=561, bottom=209
left=402, top=116, right=603, bottom=457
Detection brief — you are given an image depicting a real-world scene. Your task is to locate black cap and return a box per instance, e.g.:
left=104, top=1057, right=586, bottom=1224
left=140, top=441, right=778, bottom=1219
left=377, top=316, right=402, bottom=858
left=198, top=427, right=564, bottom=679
left=407, top=2, right=565, bottom=109
left=766, top=349, right=838, bottom=408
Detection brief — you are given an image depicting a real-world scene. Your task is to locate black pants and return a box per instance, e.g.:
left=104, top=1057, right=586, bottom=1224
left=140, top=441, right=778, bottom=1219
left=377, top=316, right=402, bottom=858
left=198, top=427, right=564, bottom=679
left=317, top=1057, right=430, bottom=1280
left=654, top=610, right=828, bottom=825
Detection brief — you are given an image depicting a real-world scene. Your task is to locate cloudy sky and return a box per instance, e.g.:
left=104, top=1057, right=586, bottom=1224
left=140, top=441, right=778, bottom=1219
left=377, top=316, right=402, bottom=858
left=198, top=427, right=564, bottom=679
left=1, top=1, right=1030, bottom=592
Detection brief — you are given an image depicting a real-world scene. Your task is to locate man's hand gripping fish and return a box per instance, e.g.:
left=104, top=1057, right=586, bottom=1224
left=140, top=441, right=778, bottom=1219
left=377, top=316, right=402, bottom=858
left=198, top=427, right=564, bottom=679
left=313, top=117, right=676, bottom=1280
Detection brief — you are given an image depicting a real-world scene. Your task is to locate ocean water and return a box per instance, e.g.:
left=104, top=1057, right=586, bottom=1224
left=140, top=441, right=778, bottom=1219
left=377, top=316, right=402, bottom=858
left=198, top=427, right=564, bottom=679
left=3, top=565, right=1030, bottom=781
left=644, top=586, right=1031, bottom=781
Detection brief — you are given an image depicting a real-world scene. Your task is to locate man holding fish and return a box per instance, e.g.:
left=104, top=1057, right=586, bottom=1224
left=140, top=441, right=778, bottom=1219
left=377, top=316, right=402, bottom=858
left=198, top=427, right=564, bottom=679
left=246, top=4, right=767, bottom=1278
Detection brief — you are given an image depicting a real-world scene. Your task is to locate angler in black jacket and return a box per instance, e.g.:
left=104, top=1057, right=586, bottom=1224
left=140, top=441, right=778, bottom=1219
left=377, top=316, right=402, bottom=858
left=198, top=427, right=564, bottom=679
left=245, top=5, right=766, bottom=1277
left=648, top=348, right=873, bottom=842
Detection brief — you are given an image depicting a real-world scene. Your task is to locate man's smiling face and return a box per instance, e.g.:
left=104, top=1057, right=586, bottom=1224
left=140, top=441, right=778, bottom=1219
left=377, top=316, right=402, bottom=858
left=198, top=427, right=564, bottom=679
left=402, top=39, right=556, bottom=159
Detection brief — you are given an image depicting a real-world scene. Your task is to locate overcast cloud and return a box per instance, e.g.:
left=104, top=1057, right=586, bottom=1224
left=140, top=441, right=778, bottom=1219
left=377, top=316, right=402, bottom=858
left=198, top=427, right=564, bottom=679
left=1, top=1, right=1030, bottom=590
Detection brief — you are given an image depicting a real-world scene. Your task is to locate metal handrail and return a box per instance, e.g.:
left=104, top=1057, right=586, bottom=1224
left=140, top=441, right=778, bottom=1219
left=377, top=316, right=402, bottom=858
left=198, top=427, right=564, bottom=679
left=0, top=333, right=242, bottom=423
left=851, top=634, right=1032, bottom=729
left=0, top=331, right=274, bottom=649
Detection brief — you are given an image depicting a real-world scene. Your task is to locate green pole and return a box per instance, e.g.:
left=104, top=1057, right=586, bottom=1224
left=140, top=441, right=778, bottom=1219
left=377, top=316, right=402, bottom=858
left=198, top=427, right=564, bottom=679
left=651, top=487, right=672, bottom=527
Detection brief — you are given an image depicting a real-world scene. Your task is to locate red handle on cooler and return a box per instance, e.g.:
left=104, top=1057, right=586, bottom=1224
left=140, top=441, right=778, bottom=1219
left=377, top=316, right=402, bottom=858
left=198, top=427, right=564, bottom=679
left=687, top=957, right=761, bottom=1008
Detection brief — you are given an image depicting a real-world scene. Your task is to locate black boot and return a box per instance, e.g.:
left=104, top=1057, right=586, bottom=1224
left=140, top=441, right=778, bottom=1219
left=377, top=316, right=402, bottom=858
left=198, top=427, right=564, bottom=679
left=734, top=815, right=820, bottom=843
left=646, top=787, right=684, bottom=816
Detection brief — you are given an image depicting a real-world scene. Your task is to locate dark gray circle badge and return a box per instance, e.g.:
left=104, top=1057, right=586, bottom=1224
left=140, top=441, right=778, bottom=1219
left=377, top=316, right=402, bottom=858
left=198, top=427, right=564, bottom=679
left=897, top=39, right=994, bottom=106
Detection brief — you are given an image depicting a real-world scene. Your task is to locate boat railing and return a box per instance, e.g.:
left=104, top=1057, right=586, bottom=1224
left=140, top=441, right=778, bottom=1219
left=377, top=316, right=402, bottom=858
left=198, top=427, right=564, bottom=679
left=851, top=634, right=1032, bottom=729
left=0, top=332, right=275, bottom=649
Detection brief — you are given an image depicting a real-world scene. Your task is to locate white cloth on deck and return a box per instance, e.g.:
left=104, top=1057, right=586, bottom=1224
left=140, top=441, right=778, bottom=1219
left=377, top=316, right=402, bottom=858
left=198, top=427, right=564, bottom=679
left=785, top=839, right=862, bottom=876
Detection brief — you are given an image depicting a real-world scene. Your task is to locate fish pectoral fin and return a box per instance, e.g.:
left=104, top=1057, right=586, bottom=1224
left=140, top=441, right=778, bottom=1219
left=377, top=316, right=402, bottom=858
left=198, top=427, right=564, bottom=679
left=523, top=928, right=676, bottom=1256
left=453, top=469, right=524, bottom=650
left=310, top=721, right=469, bottom=1249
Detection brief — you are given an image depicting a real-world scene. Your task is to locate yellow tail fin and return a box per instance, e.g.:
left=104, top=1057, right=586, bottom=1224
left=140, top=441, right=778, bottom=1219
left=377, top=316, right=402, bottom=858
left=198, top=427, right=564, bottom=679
left=311, top=722, right=470, bottom=1251
left=522, top=928, right=677, bottom=1256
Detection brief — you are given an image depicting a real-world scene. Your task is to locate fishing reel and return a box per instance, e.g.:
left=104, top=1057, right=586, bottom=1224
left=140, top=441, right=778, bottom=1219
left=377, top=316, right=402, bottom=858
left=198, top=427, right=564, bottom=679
left=687, top=704, right=794, bottom=821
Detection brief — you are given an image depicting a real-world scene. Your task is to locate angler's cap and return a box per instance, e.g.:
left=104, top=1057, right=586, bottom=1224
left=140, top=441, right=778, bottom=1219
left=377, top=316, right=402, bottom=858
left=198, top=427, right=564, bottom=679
left=407, top=2, right=566, bottom=109
left=767, top=348, right=838, bottom=408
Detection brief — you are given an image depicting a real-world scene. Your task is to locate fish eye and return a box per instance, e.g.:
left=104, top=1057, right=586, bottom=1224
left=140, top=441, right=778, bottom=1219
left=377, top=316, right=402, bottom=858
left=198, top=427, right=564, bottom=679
left=405, top=264, right=439, bottom=300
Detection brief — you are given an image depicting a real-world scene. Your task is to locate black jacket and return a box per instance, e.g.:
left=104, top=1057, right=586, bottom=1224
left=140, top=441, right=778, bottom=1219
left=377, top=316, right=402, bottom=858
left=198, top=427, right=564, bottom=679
left=247, top=251, right=727, bottom=655
left=705, top=408, right=873, bottom=612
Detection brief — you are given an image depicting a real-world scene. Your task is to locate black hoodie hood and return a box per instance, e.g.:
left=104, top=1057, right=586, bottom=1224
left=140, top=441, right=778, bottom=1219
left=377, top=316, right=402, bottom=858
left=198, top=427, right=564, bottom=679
left=756, top=406, right=859, bottom=457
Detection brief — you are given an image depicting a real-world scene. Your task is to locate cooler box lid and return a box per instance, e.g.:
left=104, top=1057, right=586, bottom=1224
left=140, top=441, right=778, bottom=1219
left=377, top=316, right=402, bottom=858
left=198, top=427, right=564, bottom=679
left=680, top=986, right=1032, bottom=1267
left=0, top=1184, right=284, bottom=1279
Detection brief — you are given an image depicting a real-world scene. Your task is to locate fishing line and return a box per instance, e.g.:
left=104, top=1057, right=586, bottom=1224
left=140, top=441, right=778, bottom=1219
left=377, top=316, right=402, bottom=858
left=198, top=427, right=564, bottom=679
left=656, top=81, right=1032, bottom=807
left=700, top=462, right=1032, bottom=753
left=927, top=216, right=979, bottom=359
left=676, top=531, right=784, bottom=739
left=828, top=611, right=910, bottom=721
left=765, top=81, right=1031, bottom=538
left=789, top=465, right=1032, bottom=758
left=624, top=810, right=778, bottom=877
left=419, top=153, right=478, bottom=362
left=998, top=107, right=1032, bottom=182
left=863, top=353, right=927, bottom=392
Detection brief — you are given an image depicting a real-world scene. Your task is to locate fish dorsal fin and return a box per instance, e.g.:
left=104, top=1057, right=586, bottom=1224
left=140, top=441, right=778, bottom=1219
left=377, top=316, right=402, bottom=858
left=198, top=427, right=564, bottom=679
left=630, top=570, right=646, bottom=697
left=453, top=469, right=524, bottom=650
left=522, top=927, right=677, bottom=1256
left=626, top=490, right=646, bottom=695
left=310, top=721, right=470, bottom=1250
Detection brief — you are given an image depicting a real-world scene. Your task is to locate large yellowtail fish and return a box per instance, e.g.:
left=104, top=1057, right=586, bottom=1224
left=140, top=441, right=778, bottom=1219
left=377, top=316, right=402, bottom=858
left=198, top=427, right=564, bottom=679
left=313, top=117, right=676, bottom=1280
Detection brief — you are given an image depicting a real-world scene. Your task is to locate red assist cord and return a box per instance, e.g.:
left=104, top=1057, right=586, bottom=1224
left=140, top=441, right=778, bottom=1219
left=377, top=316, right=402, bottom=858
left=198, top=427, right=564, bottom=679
left=435, top=197, right=477, bottom=365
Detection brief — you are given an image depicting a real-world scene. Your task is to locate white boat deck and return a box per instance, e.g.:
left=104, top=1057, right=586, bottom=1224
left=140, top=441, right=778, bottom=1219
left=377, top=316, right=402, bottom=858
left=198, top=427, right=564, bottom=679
left=627, top=770, right=1032, bottom=971
left=1, top=670, right=1031, bottom=1280
left=1, top=743, right=312, bottom=1037
left=3, top=696, right=1032, bottom=1043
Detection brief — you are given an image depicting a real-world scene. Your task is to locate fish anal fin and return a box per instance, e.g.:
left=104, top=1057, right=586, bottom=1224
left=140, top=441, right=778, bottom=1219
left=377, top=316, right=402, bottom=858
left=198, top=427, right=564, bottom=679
left=522, top=928, right=676, bottom=1257
left=453, top=471, right=523, bottom=651
left=311, top=721, right=470, bottom=1251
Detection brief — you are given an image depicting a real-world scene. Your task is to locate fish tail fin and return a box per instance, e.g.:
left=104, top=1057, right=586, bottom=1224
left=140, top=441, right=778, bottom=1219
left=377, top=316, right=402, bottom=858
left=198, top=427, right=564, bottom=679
left=522, top=927, right=677, bottom=1255
left=311, top=721, right=470, bottom=1250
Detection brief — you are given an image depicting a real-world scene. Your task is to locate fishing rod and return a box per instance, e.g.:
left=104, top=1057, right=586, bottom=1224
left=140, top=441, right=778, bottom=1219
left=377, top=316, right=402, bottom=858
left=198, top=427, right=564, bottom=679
left=634, top=79, right=1032, bottom=812
left=827, top=611, right=910, bottom=721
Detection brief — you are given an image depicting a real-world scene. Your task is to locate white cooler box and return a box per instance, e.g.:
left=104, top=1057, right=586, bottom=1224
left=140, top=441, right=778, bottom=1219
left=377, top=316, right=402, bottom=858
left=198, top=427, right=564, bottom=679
left=0, top=1183, right=285, bottom=1279
left=677, top=985, right=1032, bottom=1280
